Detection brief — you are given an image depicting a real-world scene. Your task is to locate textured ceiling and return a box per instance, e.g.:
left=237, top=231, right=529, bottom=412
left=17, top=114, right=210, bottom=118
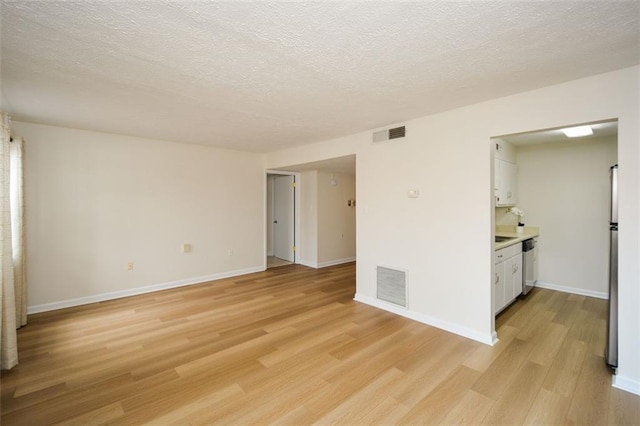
left=1, top=1, right=639, bottom=153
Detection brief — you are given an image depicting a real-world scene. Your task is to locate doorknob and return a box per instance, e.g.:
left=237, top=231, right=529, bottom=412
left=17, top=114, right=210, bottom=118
left=274, top=220, right=278, bottom=224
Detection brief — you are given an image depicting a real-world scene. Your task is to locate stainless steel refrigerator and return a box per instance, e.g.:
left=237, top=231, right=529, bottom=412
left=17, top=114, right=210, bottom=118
left=606, top=164, right=618, bottom=368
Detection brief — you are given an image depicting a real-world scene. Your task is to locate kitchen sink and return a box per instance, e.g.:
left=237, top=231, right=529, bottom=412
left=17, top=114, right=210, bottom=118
left=495, top=236, right=517, bottom=243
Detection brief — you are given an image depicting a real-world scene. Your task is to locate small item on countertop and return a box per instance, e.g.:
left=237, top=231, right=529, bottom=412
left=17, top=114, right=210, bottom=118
left=510, top=207, right=525, bottom=232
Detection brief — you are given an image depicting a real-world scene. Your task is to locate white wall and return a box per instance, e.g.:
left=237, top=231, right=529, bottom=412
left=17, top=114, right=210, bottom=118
left=516, top=136, right=617, bottom=297
left=266, top=175, right=274, bottom=256
left=317, top=171, right=356, bottom=266
left=299, top=171, right=318, bottom=267
left=297, top=170, right=356, bottom=268
left=266, top=66, right=640, bottom=394
left=13, top=121, right=266, bottom=310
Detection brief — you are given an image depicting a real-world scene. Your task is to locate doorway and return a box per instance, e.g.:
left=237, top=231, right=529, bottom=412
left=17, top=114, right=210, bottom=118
left=491, top=120, right=618, bottom=337
left=267, top=173, right=296, bottom=268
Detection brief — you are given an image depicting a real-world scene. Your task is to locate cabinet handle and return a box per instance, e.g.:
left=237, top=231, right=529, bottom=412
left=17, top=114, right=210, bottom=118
left=495, top=274, right=499, bottom=284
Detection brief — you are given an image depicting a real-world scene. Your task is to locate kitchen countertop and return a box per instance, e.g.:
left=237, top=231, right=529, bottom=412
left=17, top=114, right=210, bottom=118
left=495, top=226, right=540, bottom=250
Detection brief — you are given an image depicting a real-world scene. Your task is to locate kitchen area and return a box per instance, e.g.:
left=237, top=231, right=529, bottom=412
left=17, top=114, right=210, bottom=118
left=493, top=226, right=538, bottom=315
left=492, top=133, right=540, bottom=316
left=491, top=121, right=618, bottom=341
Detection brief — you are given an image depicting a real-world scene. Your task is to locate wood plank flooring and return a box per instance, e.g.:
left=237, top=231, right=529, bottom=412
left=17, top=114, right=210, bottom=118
left=267, top=256, right=293, bottom=269
left=1, top=263, right=638, bottom=424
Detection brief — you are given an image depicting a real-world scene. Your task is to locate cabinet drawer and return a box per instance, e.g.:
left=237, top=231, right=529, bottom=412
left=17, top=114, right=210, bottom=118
left=495, top=243, right=522, bottom=264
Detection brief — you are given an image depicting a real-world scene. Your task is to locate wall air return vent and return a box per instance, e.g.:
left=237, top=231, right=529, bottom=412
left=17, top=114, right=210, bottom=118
left=389, top=126, right=406, bottom=140
left=372, top=126, right=406, bottom=143
left=376, top=266, right=407, bottom=307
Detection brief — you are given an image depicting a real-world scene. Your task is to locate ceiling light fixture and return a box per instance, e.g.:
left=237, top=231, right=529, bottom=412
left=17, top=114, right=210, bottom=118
left=561, top=126, right=593, bottom=137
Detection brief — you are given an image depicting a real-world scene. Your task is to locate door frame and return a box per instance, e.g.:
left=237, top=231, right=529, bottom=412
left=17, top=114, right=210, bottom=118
left=266, top=170, right=301, bottom=267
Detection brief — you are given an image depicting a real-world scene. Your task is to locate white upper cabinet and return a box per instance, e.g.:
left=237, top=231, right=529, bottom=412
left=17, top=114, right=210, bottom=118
left=493, top=138, right=518, bottom=207
left=495, top=159, right=518, bottom=207
left=494, top=138, right=516, bottom=162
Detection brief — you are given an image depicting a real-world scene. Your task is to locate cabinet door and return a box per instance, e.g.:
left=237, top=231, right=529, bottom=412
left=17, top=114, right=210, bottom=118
left=495, top=159, right=505, bottom=202
left=505, top=161, right=518, bottom=206
left=495, top=159, right=517, bottom=207
left=510, top=254, right=523, bottom=300
left=532, top=245, right=538, bottom=284
left=504, top=256, right=515, bottom=303
left=494, top=262, right=506, bottom=314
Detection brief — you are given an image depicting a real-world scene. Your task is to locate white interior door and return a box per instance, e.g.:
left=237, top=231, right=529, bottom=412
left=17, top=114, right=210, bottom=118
left=273, top=175, right=295, bottom=262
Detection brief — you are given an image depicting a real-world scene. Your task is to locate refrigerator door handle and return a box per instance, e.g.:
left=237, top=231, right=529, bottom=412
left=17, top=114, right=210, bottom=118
left=610, top=165, right=618, bottom=224
left=606, top=228, right=618, bottom=368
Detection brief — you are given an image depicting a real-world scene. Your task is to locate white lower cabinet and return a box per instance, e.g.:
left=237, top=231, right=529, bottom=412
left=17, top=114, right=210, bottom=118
left=505, top=255, right=523, bottom=303
left=494, top=243, right=523, bottom=315
left=494, top=262, right=505, bottom=313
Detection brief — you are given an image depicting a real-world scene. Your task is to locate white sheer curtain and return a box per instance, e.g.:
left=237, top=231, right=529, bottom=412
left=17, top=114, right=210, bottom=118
left=1, top=112, right=26, bottom=370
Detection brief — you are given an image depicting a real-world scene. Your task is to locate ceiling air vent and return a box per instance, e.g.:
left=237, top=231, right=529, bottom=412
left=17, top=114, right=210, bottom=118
left=372, top=125, right=406, bottom=143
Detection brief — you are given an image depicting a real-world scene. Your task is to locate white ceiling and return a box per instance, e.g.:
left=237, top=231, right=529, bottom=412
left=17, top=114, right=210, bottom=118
left=1, top=1, right=639, bottom=153
left=499, top=120, right=619, bottom=146
left=271, top=155, right=356, bottom=175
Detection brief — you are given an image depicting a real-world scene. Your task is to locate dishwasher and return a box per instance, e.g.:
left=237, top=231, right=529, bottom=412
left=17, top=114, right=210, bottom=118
left=522, top=238, right=538, bottom=296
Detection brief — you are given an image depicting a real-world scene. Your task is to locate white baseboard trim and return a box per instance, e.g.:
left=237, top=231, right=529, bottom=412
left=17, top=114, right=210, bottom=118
left=613, top=374, right=640, bottom=396
left=535, top=281, right=608, bottom=300
left=491, top=331, right=499, bottom=345
left=299, top=257, right=355, bottom=269
left=298, top=259, right=318, bottom=268
left=27, top=266, right=266, bottom=314
left=317, top=257, right=356, bottom=268
left=353, top=293, right=495, bottom=346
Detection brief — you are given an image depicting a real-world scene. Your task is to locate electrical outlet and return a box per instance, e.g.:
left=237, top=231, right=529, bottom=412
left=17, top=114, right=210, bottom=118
left=127, top=262, right=134, bottom=271
left=182, top=243, right=191, bottom=253
left=227, top=249, right=233, bottom=256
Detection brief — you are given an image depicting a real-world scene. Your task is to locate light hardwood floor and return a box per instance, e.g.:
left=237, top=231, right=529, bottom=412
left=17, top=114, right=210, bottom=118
left=267, top=256, right=293, bottom=269
left=1, top=263, right=638, bottom=424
